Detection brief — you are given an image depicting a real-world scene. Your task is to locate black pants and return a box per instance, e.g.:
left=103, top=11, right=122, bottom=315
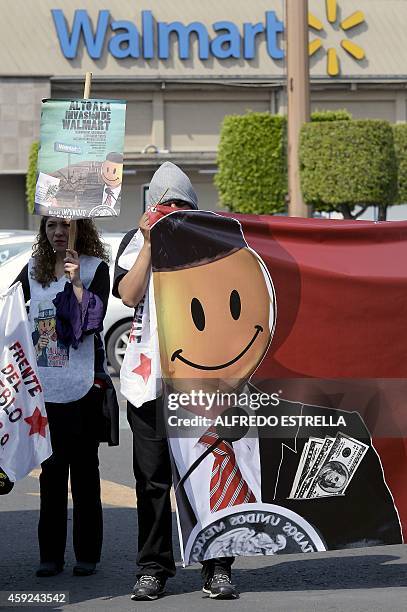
left=38, top=388, right=103, bottom=566
left=127, top=399, right=234, bottom=581
left=127, top=399, right=175, bottom=580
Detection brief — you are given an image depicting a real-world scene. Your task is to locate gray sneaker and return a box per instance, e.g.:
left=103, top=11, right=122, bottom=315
left=202, top=571, right=238, bottom=599
left=131, top=575, right=165, bottom=601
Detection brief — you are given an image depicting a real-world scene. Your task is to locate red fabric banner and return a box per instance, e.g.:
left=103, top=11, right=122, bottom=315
left=232, top=214, right=407, bottom=536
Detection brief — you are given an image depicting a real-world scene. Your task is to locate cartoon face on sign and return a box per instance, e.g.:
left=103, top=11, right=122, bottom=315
left=101, top=152, right=123, bottom=188
left=151, top=211, right=276, bottom=393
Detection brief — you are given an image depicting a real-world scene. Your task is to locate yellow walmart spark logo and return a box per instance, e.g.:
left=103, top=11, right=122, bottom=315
left=308, top=0, right=365, bottom=76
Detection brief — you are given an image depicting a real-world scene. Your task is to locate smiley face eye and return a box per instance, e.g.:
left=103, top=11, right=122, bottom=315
left=191, top=298, right=205, bottom=331
left=230, top=290, right=241, bottom=320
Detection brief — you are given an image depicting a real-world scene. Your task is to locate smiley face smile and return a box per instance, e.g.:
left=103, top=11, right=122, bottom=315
left=170, top=325, right=264, bottom=371
left=102, top=172, right=120, bottom=183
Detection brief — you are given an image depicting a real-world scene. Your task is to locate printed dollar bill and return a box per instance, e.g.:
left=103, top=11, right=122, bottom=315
left=295, top=436, right=335, bottom=499
left=295, top=437, right=326, bottom=496
left=305, top=433, right=369, bottom=499
left=289, top=437, right=324, bottom=499
left=289, top=440, right=310, bottom=499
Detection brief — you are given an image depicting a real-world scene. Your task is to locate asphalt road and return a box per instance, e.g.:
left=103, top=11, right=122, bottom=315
left=1, top=377, right=407, bottom=612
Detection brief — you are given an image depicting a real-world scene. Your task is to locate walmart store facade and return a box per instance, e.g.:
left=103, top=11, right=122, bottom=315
left=1, top=0, right=407, bottom=230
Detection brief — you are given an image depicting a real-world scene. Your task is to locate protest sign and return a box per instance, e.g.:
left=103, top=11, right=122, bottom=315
left=35, top=91, right=126, bottom=220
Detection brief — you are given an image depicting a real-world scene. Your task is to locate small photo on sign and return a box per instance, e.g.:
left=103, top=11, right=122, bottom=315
left=35, top=172, right=61, bottom=206
left=35, top=98, right=127, bottom=219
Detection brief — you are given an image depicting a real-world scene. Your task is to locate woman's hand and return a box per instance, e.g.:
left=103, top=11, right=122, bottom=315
left=64, top=249, right=82, bottom=288
left=139, top=212, right=151, bottom=244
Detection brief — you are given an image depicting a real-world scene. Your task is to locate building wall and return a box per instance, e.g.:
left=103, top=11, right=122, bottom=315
left=50, top=82, right=275, bottom=155
left=2, top=0, right=407, bottom=80
left=163, top=92, right=272, bottom=151
left=0, top=79, right=50, bottom=174
left=311, top=89, right=407, bottom=123
left=51, top=80, right=407, bottom=154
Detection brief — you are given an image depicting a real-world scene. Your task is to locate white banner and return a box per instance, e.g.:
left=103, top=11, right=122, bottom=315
left=118, top=230, right=162, bottom=408
left=0, top=283, right=52, bottom=481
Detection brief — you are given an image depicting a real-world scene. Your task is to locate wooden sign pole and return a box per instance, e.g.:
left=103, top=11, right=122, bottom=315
left=67, top=71, right=92, bottom=252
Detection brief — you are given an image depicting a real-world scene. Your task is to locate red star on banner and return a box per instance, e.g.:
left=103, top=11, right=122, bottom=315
left=133, top=353, right=151, bottom=384
left=24, top=407, right=48, bottom=438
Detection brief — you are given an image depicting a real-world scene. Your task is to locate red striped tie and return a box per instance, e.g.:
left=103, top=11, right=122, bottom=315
left=104, top=188, right=113, bottom=206
left=199, top=426, right=256, bottom=513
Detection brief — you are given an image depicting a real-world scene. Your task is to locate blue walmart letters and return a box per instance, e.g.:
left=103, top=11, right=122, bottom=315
left=51, top=9, right=285, bottom=61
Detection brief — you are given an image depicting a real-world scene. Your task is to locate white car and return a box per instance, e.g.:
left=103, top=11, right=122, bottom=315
left=0, top=230, right=133, bottom=375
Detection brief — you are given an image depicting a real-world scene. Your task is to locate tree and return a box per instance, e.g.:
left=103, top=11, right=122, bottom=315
left=300, top=120, right=398, bottom=220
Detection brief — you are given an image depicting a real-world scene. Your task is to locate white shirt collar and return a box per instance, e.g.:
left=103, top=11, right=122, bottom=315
left=168, top=384, right=258, bottom=453
left=103, top=184, right=121, bottom=198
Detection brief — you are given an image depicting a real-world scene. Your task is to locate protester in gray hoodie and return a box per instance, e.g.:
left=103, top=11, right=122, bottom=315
left=113, top=162, right=237, bottom=601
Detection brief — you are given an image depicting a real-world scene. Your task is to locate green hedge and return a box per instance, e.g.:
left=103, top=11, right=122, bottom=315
left=215, top=110, right=351, bottom=215
left=310, top=109, right=351, bottom=122
left=393, top=123, right=407, bottom=203
left=299, top=120, right=397, bottom=214
left=26, top=141, right=39, bottom=214
left=215, top=113, right=287, bottom=214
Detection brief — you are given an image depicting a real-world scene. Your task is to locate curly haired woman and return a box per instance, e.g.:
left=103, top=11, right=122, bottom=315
left=12, top=216, right=119, bottom=578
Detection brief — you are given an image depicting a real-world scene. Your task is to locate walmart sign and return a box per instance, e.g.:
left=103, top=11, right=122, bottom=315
left=52, top=9, right=285, bottom=60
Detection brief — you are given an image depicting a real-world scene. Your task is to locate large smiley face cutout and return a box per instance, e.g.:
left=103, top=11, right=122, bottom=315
left=154, top=247, right=275, bottom=397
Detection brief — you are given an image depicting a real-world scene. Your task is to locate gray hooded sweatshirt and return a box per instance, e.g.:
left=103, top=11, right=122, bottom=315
left=147, top=161, right=198, bottom=209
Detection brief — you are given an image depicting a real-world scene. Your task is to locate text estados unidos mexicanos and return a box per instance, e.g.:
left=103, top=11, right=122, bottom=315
left=167, top=414, right=347, bottom=428
left=167, top=390, right=281, bottom=411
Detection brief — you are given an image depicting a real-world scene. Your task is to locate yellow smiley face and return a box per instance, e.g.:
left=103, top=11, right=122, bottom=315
left=101, top=160, right=123, bottom=187
left=38, top=318, right=56, bottom=335
left=154, top=248, right=275, bottom=393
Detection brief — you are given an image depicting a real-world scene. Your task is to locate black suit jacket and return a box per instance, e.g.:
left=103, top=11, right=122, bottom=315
left=172, top=395, right=402, bottom=553
left=83, top=184, right=121, bottom=210
left=258, top=398, right=402, bottom=549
